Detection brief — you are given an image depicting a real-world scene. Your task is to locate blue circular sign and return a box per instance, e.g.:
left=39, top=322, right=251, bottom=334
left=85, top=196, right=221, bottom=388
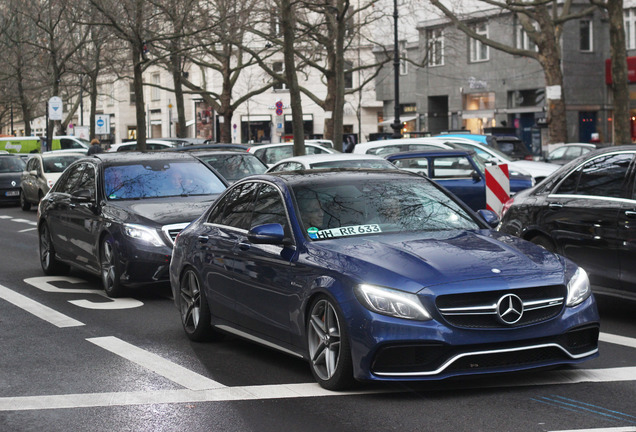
left=96, top=119, right=105, bottom=127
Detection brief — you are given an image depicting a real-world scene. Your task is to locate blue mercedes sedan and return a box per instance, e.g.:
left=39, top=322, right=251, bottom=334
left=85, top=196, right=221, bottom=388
left=169, top=169, right=599, bottom=390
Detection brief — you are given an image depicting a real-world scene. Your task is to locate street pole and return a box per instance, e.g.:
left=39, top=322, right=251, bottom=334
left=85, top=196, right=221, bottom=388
left=390, top=0, right=402, bottom=139
left=79, top=75, right=84, bottom=126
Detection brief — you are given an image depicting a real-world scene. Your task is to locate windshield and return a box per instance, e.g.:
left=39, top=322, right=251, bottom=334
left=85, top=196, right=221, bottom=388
left=0, top=157, right=26, bottom=173
left=310, top=159, right=396, bottom=169
left=43, top=155, right=83, bottom=173
left=104, top=160, right=226, bottom=200
left=199, top=154, right=266, bottom=182
left=292, top=177, right=480, bottom=240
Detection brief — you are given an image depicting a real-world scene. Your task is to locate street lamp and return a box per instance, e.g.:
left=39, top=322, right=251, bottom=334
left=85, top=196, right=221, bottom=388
left=390, top=0, right=402, bottom=139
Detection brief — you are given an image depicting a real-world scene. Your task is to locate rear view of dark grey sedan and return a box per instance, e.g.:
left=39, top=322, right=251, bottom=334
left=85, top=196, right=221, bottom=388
left=37, top=152, right=227, bottom=297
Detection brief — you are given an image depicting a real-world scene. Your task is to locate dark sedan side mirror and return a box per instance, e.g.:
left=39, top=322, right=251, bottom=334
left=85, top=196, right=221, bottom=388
left=477, top=209, right=500, bottom=228
left=248, top=223, right=286, bottom=245
left=71, top=189, right=95, bottom=203
left=472, top=170, right=481, bottom=182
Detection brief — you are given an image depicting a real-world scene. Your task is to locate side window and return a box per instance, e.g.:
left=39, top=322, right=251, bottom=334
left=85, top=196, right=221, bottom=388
left=251, top=184, right=291, bottom=240
left=74, top=164, right=96, bottom=195
left=556, top=153, right=632, bottom=197
left=26, top=158, right=37, bottom=171
left=432, top=157, right=472, bottom=178
left=221, top=182, right=258, bottom=229
left=56, top=164, right=84, bottom=194
left=208, top=187, right=241, bottom=224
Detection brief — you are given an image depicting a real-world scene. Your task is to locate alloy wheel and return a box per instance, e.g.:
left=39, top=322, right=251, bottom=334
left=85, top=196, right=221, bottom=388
left=308, top=299, right=342, bottom=381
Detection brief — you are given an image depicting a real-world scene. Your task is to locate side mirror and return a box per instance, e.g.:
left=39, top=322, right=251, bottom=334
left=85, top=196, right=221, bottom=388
left=471, top=170, right=481, bottom=182
left=477, top=209, right=500, bottom=228
left=29, top=170, right=38, bottom=176
left=71, top=189, right=94, bottom=202
left=247, top=223, right=286, bottom=245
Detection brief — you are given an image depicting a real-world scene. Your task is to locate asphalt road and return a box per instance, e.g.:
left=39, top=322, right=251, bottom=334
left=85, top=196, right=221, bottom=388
left=1, top=203, right=636, bottom=432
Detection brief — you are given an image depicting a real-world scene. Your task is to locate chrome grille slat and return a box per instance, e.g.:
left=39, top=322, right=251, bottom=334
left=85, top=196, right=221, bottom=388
left=161, top=222, right=190, bottom=246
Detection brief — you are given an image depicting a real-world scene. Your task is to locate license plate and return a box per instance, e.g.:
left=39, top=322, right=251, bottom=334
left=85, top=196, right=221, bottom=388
left=5, top=191, right=19, bottom=197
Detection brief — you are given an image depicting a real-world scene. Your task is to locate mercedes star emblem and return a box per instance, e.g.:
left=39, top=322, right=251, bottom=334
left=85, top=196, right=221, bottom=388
left=496, top=293, right=524, bottom=325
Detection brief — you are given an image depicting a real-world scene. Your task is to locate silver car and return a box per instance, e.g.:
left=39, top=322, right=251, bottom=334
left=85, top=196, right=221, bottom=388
left=20, top=152, right=84, bottom=210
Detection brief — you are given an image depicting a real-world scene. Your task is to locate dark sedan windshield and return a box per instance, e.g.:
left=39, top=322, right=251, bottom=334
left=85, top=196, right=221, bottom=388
left=104, top=160, right=226, bottom=200
left=198, top=154, right=266, bottom=182
left=292, top=177, right=479, bottom=240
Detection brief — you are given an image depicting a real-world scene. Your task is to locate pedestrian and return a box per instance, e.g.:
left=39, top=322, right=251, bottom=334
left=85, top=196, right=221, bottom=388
left=87, top=138, right=103, bottom=155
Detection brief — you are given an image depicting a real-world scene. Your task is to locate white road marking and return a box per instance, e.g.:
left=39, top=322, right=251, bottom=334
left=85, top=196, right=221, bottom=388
left=12, top=218, right=37, bottom=226
left=19, top=227, right=37, bottom=232
left=0, top=283, right=84, bottom=328
left=1, top=366, right=636, bottom=411
left=0, top=215, right=12, bottom=219
left=551, top=428, right=636, bottom=432
left=87, top=336, right=226, bottom=391
left=600, top=332, right=636, bottom=349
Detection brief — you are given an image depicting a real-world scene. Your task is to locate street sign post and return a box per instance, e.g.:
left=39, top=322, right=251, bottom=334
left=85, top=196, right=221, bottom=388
left=48, top=97, right=63, bottom=121
left=95, top=115, right=110, bottom=135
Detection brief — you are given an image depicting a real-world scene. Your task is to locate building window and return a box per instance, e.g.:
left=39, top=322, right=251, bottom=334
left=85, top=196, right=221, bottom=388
left=273, top=62, right=287, bottom=90
left=427, top=28, right=444, bottom=66
left=580, top=19, right=593, bottom=52
left=469, top=22, right=489, bottom=62
left=626, top=9, right=636, bottom=50
left=515, top=24, right=537, bottom=51
left=151, top=73, right=161, bottom=101
left=270, top=14, right=282, bottom=37
left=129, top=82, right=136, bottom=105
left=464, top=92, right=495, bottom=111
left=344, top=60, right=353, bottom=89
left=399, top=41, right=407, bottom=75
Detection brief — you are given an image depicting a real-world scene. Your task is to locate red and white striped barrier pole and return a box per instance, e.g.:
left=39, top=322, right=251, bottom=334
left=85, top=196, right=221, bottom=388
left=485, top=164, right=510, bottom=216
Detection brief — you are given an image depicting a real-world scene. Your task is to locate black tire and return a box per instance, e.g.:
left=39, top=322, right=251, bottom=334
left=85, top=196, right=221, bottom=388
left=306, top=295, right=355, bottom=390
left=530, top=235, right=556, bottom=253
left=178, top=267, right=222, bottom=341
left=39, top=222, right=69, bottom=275
left=100, top=235, right=126, bottom=298
left=20, top=190, right=31, bottom=211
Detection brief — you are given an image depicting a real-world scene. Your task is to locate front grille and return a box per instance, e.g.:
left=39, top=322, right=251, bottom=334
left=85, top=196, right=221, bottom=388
left=371, top=325, right=599, bottom=376
left=436, top=285, right=567, bottom=328
left=161, top=222, right=190, bottom=246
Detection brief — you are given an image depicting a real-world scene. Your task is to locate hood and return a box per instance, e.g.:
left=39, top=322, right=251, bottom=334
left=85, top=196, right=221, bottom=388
left=509, top=160, right=560, bottom=176
left=311, top=230, right=564, bottom=293
left=105, top=195, right=218, bottom=226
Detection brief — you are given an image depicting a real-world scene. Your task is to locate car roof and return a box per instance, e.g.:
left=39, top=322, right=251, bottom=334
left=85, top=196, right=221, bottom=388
left=241, top=168, right=422, bottom=188
left=189, top=150, right=254, bottom=157
left=275, top=153, right=385, bottom=164
left=165, top=143, right=249, bottom=152
left=354, top=138, right=452, bottom=152
left=88, top=151, right=198, bottom=164
left=386, top=149, right=475, bottom=159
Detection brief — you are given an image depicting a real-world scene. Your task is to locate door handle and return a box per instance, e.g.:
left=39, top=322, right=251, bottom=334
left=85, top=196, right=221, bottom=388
left=197, top=235, right=209, bottom=243
left=238, top=242, right=251, bottom=251
left=625, top=210, right=636, bottom=218
left=548, top=202, right=563, bottom=209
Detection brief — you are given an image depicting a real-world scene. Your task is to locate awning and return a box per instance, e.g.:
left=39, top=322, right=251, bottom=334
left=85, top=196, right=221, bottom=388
left=284, top=114, right=313, bottom=121
left=241, top=115, right=271, bottom=122
left=461, top=110, right=495, bottom=119
left=378, top=115, right=418, bottom=126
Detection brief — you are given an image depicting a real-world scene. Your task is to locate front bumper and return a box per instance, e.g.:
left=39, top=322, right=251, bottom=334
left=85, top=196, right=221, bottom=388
left=117, top=238, right=172, bottom=287
left=347, top=295, right=600, bottom=382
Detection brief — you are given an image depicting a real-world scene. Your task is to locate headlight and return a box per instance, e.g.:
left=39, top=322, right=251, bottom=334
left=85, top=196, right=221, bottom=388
left=355, top=284, right=431, bottom=321
left=124, top=223, right=164, bottom=247
left=566, top=267, right=591, bottom=307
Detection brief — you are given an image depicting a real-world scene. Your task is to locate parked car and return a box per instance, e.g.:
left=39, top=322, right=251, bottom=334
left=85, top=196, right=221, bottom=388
left=267, top=153, right=396, bottom=172
left=386, top=149, right=534, bottom=211
left=192, top=150, right=268, bottom=183
left=107, top=139, right=176, bottom=152
left=545, top=143, right=597, bottom=165
left=166, top=143, right=249, bottom=152
left=498, top=145, right=636, bottom=301
left=248, top=142, right=338, bottom=166
left=436, top=133, right=533, bottom=161
left=169, top=169, right=599, bottom=390
left=38, top=152, right=228, bottom=297
left=20, top=152, right=84, bottom=210
left=352, top=138, right=447, bottom=157
left=0, top=153, right=26, bottom=205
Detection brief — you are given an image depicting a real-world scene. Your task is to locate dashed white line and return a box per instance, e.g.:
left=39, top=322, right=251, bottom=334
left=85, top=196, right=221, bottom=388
left=551, top=428, right=636, bottom=432
left=599, top=332, right=636, bottom=349
left=0, top=283, right=84, bottom=328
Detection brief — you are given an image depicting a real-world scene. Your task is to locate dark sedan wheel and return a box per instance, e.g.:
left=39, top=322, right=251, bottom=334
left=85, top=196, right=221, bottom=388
left=20, top=190, right=31, bottom=211
left=179, top=268, right=221, bottom=341
left=307, top=296, right=354, bottom=390
left=39, top=223, right=69, bottom=275
left=100, top=235, right=125, bottom=298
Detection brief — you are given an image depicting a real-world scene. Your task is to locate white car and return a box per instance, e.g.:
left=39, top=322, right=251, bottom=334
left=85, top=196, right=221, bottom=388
left=353, top=138, right=450, bottom=157
left=266, top=153, right=397, bottom=172
left=248, top=142, right=337, bottom=167
left=107, top=139, right=176, bottom=152
left=20, top=151, right=85, bottom=210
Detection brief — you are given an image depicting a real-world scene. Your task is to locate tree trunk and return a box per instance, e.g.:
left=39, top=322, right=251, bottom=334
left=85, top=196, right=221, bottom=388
left=90, top=73, right=98, bottom=140
left=133, top=43, right=147, bottom=150
left=171, top=45, right=187, bottom=138
left=281, top=0, right=304, bottom=155
left=607, top=0, right=630, bottom=145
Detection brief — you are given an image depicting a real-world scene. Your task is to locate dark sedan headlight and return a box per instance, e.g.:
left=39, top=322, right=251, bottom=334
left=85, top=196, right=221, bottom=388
left=124, top=223, right=164, bottom=247
left=355, top=284, right=432, bottom=321
left=566, top=267, right=591, bottom=307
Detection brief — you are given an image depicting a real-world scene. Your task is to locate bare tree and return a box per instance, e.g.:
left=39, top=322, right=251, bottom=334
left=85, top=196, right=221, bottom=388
left=430, top=0, right=597, bottom=144
left=591, top=0, right=629, bottom=144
